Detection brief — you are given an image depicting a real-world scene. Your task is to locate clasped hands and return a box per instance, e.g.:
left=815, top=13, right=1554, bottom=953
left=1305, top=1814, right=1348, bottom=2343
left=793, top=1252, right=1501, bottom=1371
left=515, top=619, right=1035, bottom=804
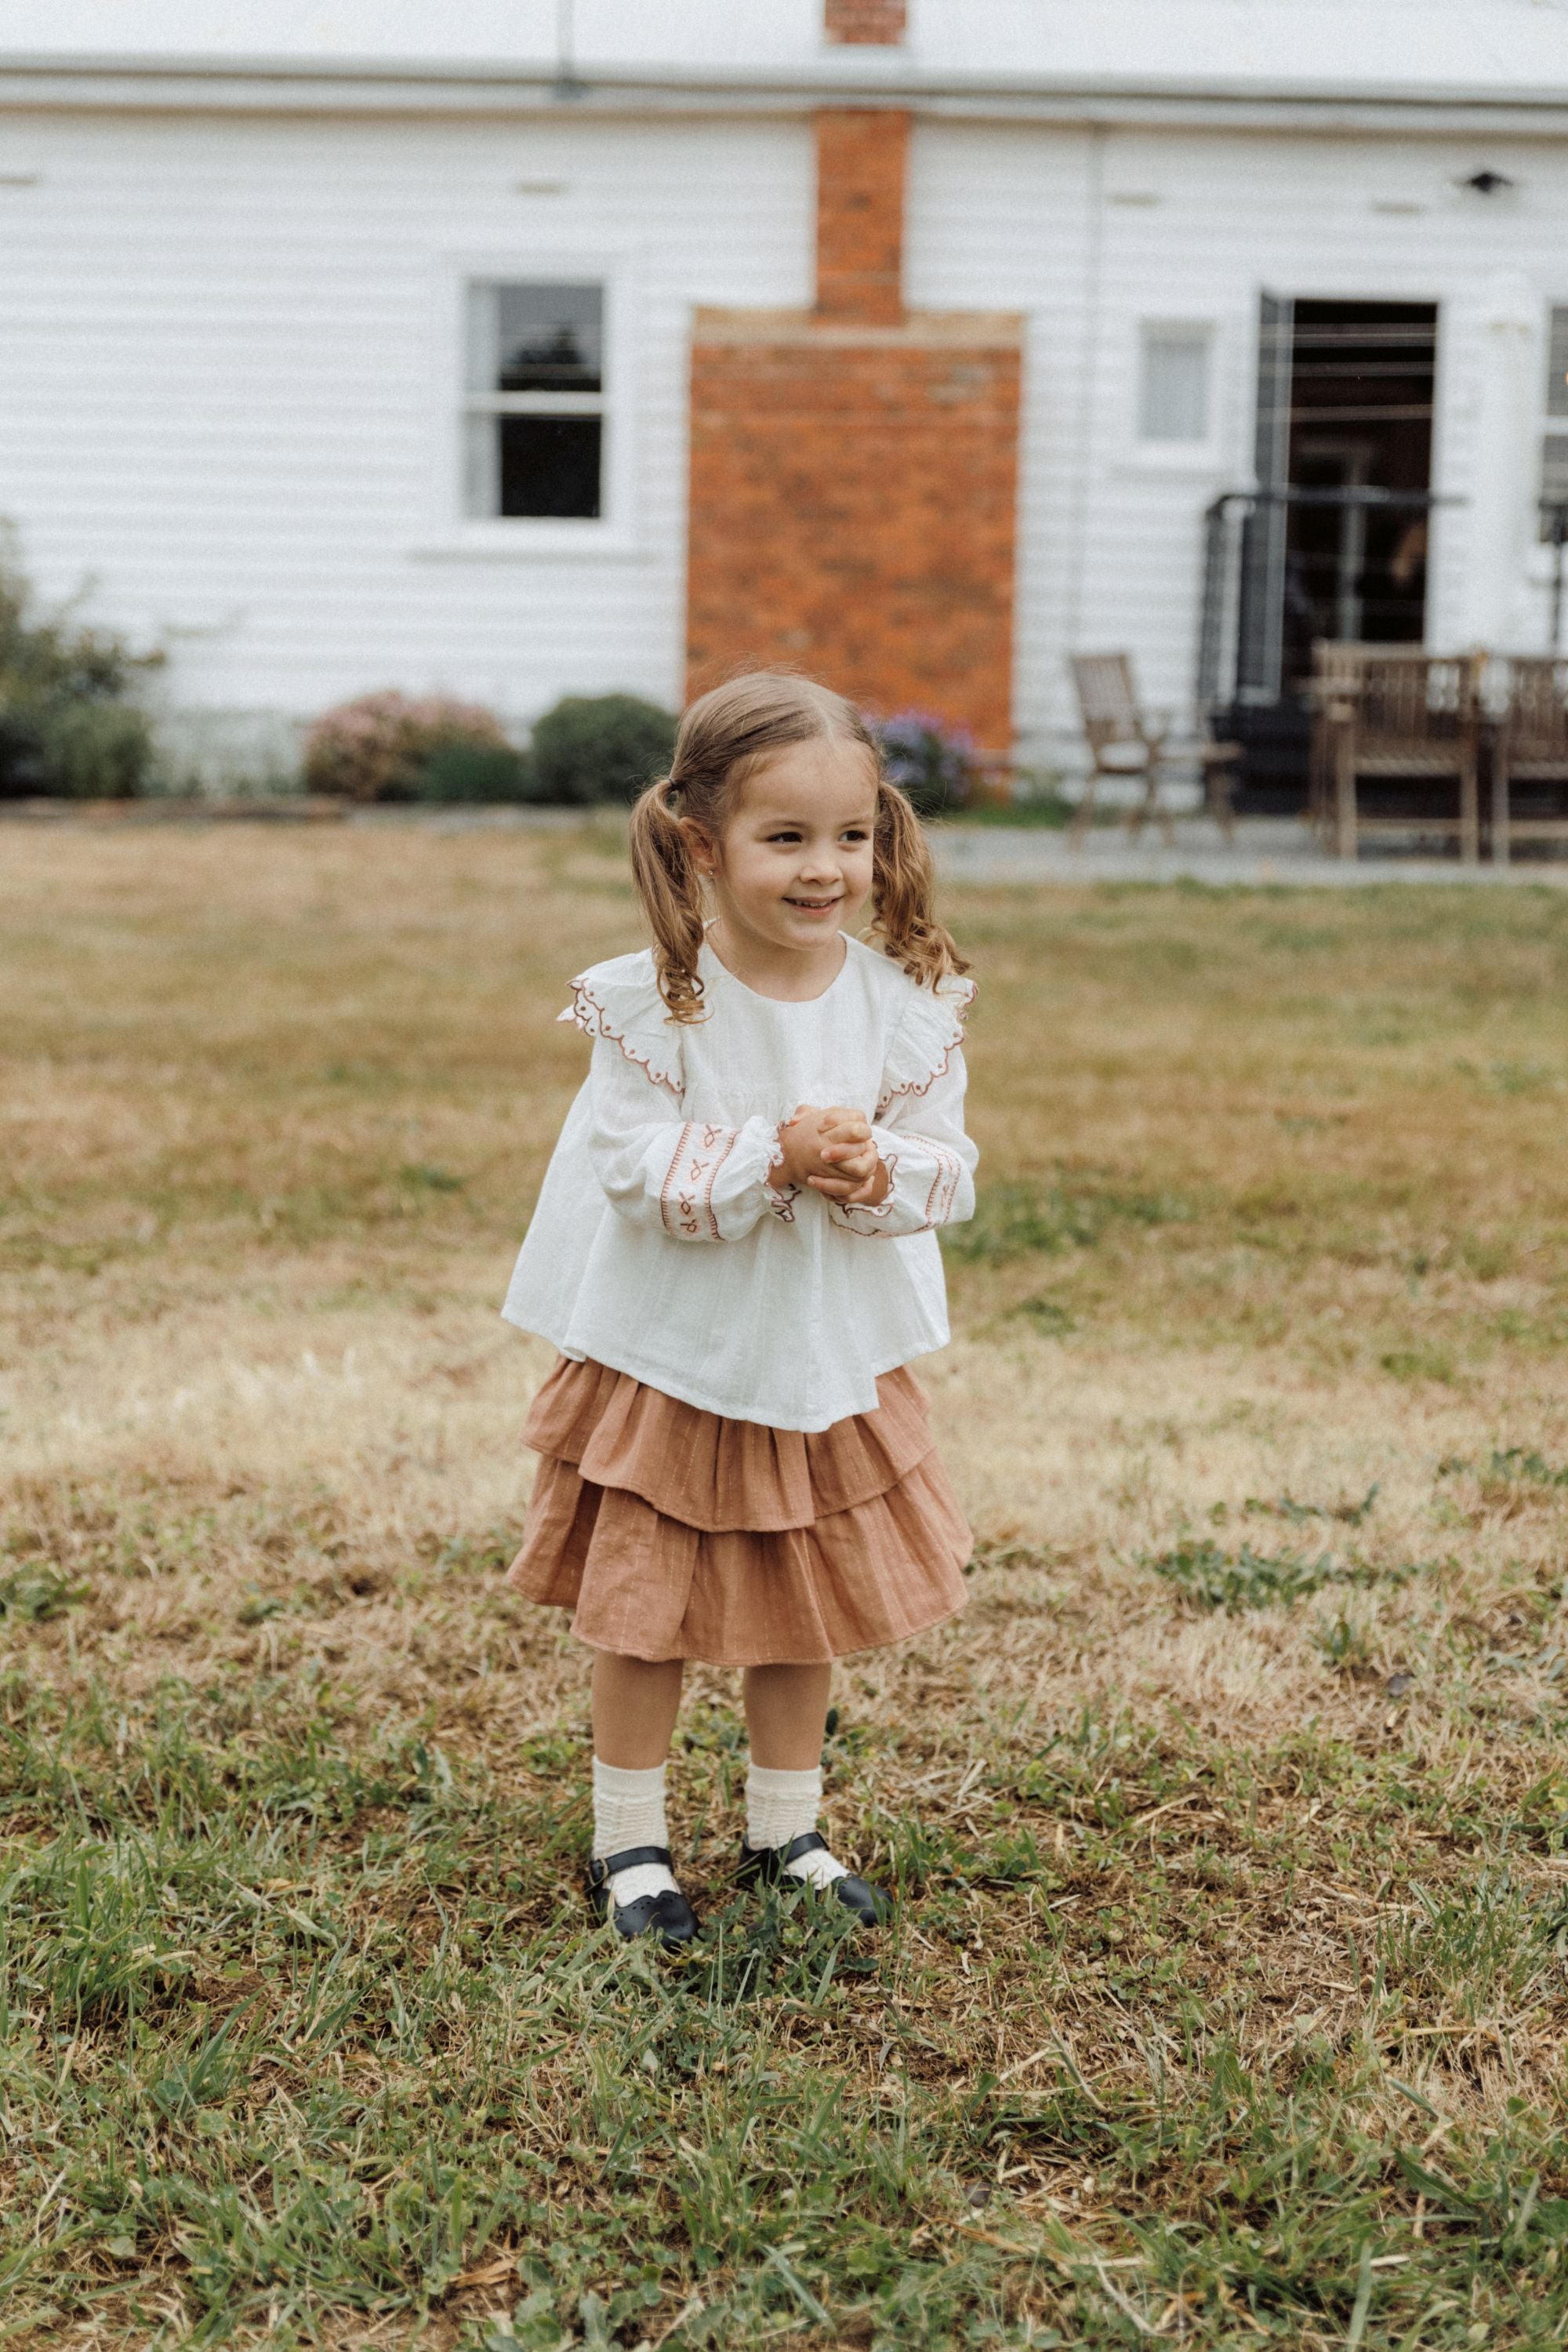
left=770, top=1104, right=891, bottom=1208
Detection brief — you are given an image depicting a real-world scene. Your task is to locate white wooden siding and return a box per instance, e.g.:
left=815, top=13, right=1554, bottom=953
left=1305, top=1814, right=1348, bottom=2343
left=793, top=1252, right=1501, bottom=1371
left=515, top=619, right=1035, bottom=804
left=0, top=109, right=812, bottom=734
left=5, top=89, right=1568, bottom=767
left=907, top=118, right=1568, bottom=758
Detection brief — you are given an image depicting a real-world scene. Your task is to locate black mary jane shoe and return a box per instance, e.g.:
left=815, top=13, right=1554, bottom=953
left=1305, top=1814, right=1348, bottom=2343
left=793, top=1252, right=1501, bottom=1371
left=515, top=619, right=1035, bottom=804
left=736, top=1831, right=891, bottom=1927
left=585, top=1845, right=700, bottom=1950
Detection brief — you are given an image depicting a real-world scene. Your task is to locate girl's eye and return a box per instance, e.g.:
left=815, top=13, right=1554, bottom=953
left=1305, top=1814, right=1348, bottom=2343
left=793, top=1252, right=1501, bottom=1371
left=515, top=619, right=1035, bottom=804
left=840, top=828, right=869, bottom=843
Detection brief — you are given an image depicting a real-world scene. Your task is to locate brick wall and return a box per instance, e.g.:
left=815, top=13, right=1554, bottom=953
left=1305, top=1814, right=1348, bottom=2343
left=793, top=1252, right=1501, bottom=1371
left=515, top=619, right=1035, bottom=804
left=684, top=79, right=1023, bottom=753
left=815, top=111, right=907, bottom=326
left=824, top=0, right=906, bottom=42
left=687, top=313, right=1021, bottom=751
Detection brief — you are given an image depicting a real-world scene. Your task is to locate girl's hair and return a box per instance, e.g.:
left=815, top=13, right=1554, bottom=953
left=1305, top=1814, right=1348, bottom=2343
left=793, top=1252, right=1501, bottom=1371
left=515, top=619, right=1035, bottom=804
left=628, top=671, right=970, bottom=1023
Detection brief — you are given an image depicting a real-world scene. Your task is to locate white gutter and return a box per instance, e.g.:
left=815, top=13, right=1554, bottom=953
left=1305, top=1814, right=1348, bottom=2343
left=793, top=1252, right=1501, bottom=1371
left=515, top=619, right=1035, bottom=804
left=5, top=53, right=1568, bottom=134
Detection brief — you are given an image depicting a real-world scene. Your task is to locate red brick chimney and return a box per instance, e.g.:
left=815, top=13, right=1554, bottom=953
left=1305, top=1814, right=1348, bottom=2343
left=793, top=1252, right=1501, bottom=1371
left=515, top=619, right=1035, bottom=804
left=684, top=8, right=1022, bottom=755
left=824, top=0, right=906, bottom=42
left=815, top=109, right=909, bottom=326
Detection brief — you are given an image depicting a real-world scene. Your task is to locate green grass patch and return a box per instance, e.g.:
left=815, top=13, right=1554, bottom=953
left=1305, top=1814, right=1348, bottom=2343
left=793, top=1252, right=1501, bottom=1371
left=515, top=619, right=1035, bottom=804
left=1143, top=1539, right=1414, bottom=1615
left=946, top=1176, right=1193, bottom=1265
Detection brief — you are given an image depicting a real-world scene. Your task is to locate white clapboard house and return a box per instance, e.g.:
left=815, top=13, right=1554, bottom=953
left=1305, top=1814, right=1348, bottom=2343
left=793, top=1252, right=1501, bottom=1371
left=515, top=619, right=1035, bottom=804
left=2, top=0, right=1568, bottom=794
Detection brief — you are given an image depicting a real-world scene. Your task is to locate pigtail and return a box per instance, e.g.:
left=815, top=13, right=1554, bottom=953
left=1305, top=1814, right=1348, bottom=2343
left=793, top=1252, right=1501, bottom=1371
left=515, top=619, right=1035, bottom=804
left=628, top=777, right=710, bottom=1023
left=868, top=776, right=971, bottom=988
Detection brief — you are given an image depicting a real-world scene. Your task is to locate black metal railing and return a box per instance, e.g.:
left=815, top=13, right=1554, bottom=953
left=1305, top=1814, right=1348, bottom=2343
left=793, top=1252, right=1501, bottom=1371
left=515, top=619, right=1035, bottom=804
left=1197, top=485, right=1459, bottom=717
left=1543, top=501, right=1568, bottom=653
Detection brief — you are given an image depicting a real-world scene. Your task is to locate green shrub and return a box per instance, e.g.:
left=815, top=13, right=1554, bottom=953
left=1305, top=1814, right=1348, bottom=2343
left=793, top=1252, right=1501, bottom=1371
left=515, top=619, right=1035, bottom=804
left=416, top=740, right=537, bottom=804
left=301, top=691, right=515, bottom=803
left=528, top=692, right=677, bottom=806
left=0, top=554, right=161, bottom=798
left=44, top=700, right=157, bottom=800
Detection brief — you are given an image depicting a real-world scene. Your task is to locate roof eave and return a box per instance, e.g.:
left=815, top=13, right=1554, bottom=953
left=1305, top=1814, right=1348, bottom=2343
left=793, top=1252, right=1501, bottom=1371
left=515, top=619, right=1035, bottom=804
left=4, top=55, right=1568, bottom=135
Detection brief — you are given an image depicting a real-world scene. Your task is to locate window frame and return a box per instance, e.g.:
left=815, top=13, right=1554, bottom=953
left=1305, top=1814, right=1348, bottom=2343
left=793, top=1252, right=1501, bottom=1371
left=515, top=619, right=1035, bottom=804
left=415, top=252, right=644, bottom=561
left=1538, top=300, right=1568, bottom=547
left=1127, top=316, right=1223, bottom=472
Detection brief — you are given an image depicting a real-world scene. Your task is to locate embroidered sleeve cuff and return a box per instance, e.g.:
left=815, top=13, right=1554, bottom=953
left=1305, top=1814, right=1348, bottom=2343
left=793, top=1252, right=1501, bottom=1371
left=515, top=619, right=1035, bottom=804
left=827, top=1135, right=971, bottom=1236
left=826, top=1152, right=902, bottom=1234
left=655, top=1114, right=785, bottom=1241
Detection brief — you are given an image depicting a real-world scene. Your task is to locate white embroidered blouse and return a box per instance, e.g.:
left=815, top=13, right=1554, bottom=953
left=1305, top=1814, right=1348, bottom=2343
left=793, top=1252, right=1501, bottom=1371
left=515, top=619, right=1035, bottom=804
left=502, top=934, right=977, bottom=1432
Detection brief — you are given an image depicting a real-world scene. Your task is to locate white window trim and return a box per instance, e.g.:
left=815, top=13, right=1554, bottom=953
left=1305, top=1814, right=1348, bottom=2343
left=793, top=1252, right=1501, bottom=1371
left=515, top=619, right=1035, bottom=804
left=1519, top=299, right=1568, bottom=590
left=1532, top=298, right=1568, bottom=561
left=1124, top=317, right=1225, bottom=474
left=411, top=249, right=645, bottom=561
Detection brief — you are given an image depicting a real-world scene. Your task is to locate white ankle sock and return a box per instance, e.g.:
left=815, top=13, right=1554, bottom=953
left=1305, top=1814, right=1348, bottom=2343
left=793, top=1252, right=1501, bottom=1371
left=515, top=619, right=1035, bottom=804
left=592, top=1759, right=679, bottom=1906
left=746, top=1762, right=847, bottom=1889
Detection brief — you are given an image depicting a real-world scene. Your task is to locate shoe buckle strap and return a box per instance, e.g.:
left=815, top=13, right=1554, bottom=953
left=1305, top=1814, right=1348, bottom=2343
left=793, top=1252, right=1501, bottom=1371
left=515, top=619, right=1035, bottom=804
left=777, top=1831, right=829, bottom=1866
left=591, top=1843, right=673, bottom=1883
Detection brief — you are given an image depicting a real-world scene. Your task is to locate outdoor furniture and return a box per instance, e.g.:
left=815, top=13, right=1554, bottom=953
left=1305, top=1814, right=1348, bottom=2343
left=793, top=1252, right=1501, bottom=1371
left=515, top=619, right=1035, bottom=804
left=1310, top=644, right=1481, bottom=862
left=1069, top=652, right=1239, bottom=844
left=1493, top=657, right=1568, bottom=864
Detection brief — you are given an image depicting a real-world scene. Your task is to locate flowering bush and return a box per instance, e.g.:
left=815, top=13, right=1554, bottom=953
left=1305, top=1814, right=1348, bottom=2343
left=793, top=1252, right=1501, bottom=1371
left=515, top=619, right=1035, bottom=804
left=301, top=691, right=519, bottom=803
left=868, top=709, right=977, bottom=817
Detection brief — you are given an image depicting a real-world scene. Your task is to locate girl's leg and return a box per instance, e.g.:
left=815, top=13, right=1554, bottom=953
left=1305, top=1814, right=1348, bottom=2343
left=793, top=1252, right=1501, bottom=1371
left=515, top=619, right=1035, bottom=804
left=742, top=1661, right=832, bottom=1769
left=591, top=1650, right=684, bottom=1767
left=739, top=1661, right=883, bottom=1917
left=589, top=1650, right=688, bottom=1918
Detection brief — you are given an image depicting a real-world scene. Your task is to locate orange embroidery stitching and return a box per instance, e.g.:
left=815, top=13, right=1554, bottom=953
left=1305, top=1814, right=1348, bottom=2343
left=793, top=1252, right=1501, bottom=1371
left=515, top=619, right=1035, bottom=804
left=873, top=980, right=976, bottom=1120
left=838, top=1151, right=901, bottom=1232
left=659, top=1120, right=738, bottom=1241
left=659, top=1122, right=696, bottom=1236
left=766, top=1181, right=800, bottom=1225
left=836, top=1138, right=963, bottom=1236
left=568, top=978, right=682, bottom=1100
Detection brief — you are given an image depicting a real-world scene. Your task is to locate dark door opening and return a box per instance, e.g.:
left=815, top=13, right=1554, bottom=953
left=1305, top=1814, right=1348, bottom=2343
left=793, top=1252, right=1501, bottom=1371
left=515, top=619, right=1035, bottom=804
left=1202, top=296, right=1442, bottom=807
left=1281, top=300, right=1436, bottom=688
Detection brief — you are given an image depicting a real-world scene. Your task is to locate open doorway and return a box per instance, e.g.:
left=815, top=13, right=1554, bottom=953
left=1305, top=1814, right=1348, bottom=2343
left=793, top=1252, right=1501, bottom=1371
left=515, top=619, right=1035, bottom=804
left=1279, top=300, right=1436, bottom=688
left=1207, top=294, right=1441, bottom=803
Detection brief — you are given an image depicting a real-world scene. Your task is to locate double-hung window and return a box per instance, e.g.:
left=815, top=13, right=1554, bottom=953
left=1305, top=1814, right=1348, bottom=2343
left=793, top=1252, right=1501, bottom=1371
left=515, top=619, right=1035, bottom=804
left=1138, top=322, right=1214, bottom=449
left=464, top=280, right=605, bottom=520
left=1541, top=305, right=1568, bottom=541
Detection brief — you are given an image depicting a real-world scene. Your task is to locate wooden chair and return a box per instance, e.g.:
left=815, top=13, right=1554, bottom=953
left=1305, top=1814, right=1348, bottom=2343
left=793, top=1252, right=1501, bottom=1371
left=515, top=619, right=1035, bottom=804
left=1307, top=643, right=1368, bottom=851
left=1312, top=645, right=1481, bottom=863
left=1493, top=658, right=1568, bottom=865
left=1068, top=652, right=1238, bottom=844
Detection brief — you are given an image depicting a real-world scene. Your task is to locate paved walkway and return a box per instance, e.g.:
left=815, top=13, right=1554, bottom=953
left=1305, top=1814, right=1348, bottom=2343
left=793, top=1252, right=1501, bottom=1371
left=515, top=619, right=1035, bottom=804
left=932, top=817, right=1568, bottom=888
left=9, top=799, right=1567, bottom=884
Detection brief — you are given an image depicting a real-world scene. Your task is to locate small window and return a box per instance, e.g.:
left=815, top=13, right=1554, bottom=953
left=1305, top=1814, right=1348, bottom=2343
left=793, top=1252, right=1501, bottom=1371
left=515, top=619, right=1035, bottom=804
left=1138, top=323, right=1213, bottom=446
left=464, top=281, right=604, bottom=519
left=1541, top=304, right=1568, bottom=543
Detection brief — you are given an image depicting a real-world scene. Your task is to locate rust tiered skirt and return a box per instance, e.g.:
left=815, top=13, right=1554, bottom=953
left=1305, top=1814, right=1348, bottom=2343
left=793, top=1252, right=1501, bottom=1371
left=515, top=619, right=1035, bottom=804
left=507, top=1356, right=971, bottom=1664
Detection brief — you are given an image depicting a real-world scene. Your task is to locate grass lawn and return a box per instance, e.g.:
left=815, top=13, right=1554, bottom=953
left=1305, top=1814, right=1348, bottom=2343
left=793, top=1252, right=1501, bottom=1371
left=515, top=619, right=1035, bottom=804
left=3, top=822, right=1568, bottom=2351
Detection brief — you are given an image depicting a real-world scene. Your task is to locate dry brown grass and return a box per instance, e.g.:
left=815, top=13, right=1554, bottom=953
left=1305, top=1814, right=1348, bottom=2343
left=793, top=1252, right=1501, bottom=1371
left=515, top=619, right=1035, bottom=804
left=4, top=823, right=1568, bottom=2349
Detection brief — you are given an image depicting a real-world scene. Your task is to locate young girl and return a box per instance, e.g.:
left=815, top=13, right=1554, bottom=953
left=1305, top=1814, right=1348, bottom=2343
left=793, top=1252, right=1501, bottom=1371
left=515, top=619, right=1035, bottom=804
left=502, top=672, right=977, bottom=1947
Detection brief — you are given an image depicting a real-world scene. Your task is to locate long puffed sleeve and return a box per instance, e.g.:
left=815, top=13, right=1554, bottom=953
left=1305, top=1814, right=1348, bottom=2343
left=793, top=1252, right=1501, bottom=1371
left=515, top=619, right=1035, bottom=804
left=586, top=1036, right=793, bottom=1242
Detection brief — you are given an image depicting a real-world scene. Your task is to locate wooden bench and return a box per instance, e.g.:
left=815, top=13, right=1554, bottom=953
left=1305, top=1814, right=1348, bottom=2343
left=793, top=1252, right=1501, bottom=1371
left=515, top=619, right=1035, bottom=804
left=1311, top=645, right=1481, bottom=862
left=1493, top=657, right=1568, bottom=864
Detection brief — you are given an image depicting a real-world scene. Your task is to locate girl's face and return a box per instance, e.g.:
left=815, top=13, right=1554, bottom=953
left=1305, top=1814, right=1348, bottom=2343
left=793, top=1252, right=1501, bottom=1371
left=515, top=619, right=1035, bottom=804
left=691, top=737, right=880, bottom=959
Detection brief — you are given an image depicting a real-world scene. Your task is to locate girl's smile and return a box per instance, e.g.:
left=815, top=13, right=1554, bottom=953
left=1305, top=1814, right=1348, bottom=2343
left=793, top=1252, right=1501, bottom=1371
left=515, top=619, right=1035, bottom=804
left=683, top=736, right=879, bottom=1000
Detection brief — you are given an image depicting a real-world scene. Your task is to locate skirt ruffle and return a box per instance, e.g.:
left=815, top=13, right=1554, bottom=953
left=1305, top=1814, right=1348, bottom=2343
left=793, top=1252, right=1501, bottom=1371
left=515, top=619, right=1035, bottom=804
left=508, top=1356, right=971, bottom=1664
